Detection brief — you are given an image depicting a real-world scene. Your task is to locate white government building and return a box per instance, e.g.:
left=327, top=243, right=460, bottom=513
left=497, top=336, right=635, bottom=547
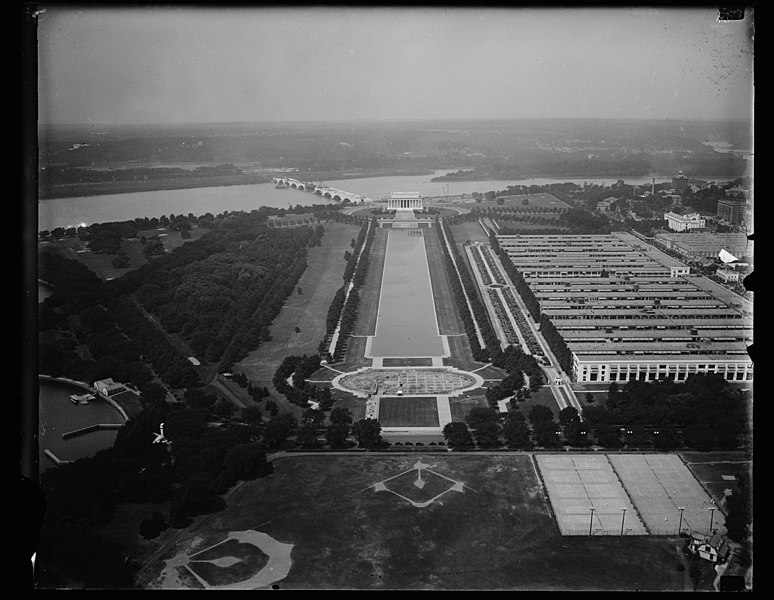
left=664, top=211, right=706, bottom=232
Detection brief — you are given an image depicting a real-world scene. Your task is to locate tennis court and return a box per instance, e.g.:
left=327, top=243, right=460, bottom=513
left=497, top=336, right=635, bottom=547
left=536, top=455, right=646, bottom=536
left=608, top=454, right=724, bottom=536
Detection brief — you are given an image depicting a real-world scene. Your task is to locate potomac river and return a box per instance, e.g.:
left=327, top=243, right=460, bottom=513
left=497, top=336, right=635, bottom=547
left=38, top=171, right=677, bottom=231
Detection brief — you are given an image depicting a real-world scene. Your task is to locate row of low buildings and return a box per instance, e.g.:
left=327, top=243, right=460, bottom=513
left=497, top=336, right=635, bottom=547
left=496, top=232, right=753, bottom=384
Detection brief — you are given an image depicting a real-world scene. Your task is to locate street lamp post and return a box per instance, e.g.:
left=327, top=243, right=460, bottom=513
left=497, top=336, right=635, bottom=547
left=589, top=506, right=595, bottom=536
left=709, top=506, right=716, bottom=533
left=620, top=507, right=627, bottom=536
left=678, top=506, right=685, bottom=534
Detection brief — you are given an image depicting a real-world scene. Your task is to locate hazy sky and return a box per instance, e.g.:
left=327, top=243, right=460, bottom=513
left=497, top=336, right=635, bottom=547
left=37, top=6, right=754, bottom=125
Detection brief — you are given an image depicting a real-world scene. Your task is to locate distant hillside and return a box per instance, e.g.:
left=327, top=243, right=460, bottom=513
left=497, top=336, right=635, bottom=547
left=38, top=118, right=752, bottom=179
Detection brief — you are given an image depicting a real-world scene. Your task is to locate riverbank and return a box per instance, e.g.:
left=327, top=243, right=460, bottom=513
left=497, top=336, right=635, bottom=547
left=39, top=166, right=437, bottom=200
left=39, top=173, right=274, bottom=200
left=431, top=170, right=747, bottom=183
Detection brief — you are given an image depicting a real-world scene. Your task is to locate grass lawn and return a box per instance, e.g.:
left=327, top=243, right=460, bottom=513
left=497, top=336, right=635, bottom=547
left=382, top=358, right=434, bottom=367
left=138, top=454, right=688, bottom=590
left=450, top=220, right=490, bottom=245
left=496, top=220, right=569, bottom=232
left=462, top=193, right=570, bottom=210
left=378, top=397, right=440, bottom=427
left=679, top=452, right=752, bottom=502
left=441, top=336, right=491, bottom=372
left=512, top=385, right=563, bottom=419
left=306, top=366, right=342, bottom=382
left=343, top=336, right=370, bottom=367
left=424, top=229, right=465, bottom=336
left=235, top=222, right=362, bottom=415
left=449, top=394, right=489, bottom=423
left=329, top=393, right=367, bottom=422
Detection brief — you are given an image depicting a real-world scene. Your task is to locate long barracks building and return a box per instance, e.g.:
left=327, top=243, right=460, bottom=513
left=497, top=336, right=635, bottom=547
left=497, top=232, right=753, bottom=384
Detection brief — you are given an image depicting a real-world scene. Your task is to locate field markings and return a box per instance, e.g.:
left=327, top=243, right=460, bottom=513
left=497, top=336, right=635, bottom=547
left=361, top=459, right=476, bottom=508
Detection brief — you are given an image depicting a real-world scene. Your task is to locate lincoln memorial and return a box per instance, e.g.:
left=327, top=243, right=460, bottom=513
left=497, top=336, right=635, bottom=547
left=387, top=191, right=423, bottom=210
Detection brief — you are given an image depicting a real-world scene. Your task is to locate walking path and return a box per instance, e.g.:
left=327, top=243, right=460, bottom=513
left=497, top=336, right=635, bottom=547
left=435, top=395, right=452, bottom=427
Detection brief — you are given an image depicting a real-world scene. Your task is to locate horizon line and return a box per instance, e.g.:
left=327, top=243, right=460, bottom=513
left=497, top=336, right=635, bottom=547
left=39, top=115, right=754, bottom=129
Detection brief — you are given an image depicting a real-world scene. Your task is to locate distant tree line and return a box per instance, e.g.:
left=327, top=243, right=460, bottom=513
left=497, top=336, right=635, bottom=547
left=443, top=373, right=747, bottom=452
left=41, top=164, right=246, bottom=187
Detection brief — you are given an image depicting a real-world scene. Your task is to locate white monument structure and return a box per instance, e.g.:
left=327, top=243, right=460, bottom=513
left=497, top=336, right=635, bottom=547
left=387, top=191, right=423, bottom=211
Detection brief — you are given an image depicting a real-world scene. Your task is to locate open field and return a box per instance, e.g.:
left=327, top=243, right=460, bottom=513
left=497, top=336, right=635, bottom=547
left=679, top=452, right=751, bottom=504
left=236, top=222, right=361, bottom=414
left=138, top=454, right=688, bottom=590
left=378, top=397, right=440, bottom=427
left=450, top=220, right=491, bottom=245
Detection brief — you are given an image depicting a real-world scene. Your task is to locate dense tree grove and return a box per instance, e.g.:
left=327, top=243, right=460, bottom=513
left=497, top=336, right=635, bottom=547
left=351, top=418, right=386, bottom=449
left=104, top=211, right=325, bottom=372
left=528, top=405, right=563, bottom=447
left=272, top=354, right=332, bottom=409
left=580, top=374, right=749, bottom=450
left=484, top=345, right=545, bottom=409
left=108, top=296, right=200, bottom=388
left=724, top=472, right=751, bottom=542
left=442, top=421, right=475, bottom=450
left=501, top=410, right=533, bottom=449
left=39, top=210, right=333, bottom=392
left=465, top=407, right=502, bottom=447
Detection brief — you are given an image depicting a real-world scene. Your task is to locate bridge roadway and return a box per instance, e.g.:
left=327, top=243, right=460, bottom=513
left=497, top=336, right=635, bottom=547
left=272, top=177, right=374, bottom=203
